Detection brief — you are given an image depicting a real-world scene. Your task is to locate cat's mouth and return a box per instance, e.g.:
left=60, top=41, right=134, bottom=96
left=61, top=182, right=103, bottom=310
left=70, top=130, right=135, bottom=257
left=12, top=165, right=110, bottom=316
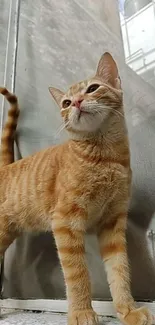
left=78, top=109, right=90, bottom=119
left=70, top=106, right=97, bottom=129
left=75, top=105, right=93, bottom=120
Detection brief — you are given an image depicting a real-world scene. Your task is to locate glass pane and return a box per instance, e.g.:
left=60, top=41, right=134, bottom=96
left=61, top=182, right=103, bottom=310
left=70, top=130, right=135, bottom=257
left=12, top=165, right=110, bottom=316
left=119, top=0, right=155, bottom=87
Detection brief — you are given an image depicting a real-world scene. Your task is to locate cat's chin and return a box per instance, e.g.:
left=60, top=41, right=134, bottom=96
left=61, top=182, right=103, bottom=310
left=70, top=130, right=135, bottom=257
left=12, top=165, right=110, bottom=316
left=68, top=114, right=103, bottom=134
left=68, top=124, right=102, bottom=138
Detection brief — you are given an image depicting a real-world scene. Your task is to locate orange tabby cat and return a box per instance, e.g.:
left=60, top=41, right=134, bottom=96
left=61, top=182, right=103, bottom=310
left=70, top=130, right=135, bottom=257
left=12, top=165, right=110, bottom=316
left=0, top=53, right=154, bottom=325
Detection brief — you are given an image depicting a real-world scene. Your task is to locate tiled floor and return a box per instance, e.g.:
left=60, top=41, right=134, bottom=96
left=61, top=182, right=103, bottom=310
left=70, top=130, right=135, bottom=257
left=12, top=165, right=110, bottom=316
left=0, top=311, right=120, bottom=325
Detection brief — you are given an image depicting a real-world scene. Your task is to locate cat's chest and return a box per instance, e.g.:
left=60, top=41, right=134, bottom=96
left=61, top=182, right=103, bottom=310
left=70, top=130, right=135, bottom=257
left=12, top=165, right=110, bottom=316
left=86, top=183, right=113, bottom=229
left=79, top=167, right=117, bottom=197
left=76, top=167, right=119, bottom=225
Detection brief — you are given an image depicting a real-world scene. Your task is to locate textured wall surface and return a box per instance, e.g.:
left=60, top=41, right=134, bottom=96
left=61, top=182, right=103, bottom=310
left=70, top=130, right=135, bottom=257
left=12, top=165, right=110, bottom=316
left=0, top=1, right=9, bottom=84
left=1, top=0, right=155, bottom=300
left=0, top=0, right=10, bottom=129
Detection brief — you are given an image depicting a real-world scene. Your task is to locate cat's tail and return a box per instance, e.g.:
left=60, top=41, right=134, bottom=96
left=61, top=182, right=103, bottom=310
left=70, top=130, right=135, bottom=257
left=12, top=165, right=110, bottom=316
left=0, top=87, right=19, bottom=166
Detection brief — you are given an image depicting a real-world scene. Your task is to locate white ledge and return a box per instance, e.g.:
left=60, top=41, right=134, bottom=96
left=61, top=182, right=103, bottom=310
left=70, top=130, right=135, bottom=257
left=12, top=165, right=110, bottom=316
left=0, top=299, right=155, bottom=316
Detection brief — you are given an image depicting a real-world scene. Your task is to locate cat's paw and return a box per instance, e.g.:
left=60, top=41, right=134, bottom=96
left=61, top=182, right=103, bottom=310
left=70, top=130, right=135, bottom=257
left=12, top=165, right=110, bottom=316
left=117, top=307, right=154, bottom=325
left=68, top=309, right=98, bottom=325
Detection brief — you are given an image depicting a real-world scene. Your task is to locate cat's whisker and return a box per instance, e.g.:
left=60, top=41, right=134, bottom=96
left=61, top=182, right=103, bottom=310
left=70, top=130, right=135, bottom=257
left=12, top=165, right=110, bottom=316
left=93, top=108, right=102, bottom=118
left=83, top=104, right=103, bottom=118
left=95, top=104, right=124, bottom=119
left=54, top=121, right=69, bottom=138
left=54, top=123, right=64, bottom=135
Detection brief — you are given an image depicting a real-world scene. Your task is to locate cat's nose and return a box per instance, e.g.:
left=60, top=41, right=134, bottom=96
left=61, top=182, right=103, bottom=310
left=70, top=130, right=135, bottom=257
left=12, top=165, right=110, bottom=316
left=73, top=99, right=83, bottom=109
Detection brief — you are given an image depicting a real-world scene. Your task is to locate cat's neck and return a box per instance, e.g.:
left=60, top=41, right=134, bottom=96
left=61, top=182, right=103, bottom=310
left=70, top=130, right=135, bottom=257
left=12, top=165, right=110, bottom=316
left=68, top=108, right=128, bottom=147
left=68, top=112, right=129, bottom=162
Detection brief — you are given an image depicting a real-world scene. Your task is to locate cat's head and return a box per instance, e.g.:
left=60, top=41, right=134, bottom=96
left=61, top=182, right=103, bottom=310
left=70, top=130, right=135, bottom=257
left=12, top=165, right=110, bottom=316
left=49, top=52, right=123, bottom=136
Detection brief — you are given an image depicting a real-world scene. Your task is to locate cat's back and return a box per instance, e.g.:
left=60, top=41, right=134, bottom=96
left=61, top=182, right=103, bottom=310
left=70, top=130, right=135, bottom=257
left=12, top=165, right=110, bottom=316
left=0, top=142, right=68, bottom=204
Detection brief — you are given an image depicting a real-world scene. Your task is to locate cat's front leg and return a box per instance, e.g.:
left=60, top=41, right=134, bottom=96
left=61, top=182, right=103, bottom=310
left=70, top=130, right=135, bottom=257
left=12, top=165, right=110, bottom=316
left=52, top=207, right=98, bottom=325
left=98, top=199, right=154, bottom=325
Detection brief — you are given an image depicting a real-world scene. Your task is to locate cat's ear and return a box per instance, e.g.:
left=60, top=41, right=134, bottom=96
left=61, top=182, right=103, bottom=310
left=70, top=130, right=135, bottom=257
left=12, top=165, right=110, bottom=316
left=49, top=87, right=64, bottom=106
left=96, top=52, right=121, bottom=89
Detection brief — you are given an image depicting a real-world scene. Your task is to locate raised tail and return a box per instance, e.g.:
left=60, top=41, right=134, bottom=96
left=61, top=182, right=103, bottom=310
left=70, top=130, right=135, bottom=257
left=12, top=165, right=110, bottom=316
left=0, top=87, right=19, bottom=166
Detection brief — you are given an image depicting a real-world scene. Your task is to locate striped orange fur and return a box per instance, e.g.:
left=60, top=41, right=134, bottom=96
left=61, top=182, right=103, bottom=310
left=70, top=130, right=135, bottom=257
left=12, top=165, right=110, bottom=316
left=0, top=87, right=19, bottom=166
left=0, top=53, right=153, bottom=325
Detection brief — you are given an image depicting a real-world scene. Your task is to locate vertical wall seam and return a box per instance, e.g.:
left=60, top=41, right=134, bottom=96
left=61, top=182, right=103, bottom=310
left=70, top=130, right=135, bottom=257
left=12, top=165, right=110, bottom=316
left=0, top=0, right=21, bottom=138
left=12, top=0, right=21, bottom=93
left=0, top=0, right=13, bottom=137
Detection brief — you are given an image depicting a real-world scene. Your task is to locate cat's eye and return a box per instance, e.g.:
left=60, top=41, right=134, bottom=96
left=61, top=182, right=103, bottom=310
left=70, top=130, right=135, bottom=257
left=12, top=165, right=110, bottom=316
left=86, top=84, right=100, bottom=94
left=62, top=99, right=71, bottom=109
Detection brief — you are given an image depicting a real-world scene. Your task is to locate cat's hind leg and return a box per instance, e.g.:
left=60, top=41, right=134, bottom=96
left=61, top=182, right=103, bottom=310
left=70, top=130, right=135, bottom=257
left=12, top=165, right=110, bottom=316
left=0, top=215, right=19, bottom=268
left=0, top=214, right=20, bottom=307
